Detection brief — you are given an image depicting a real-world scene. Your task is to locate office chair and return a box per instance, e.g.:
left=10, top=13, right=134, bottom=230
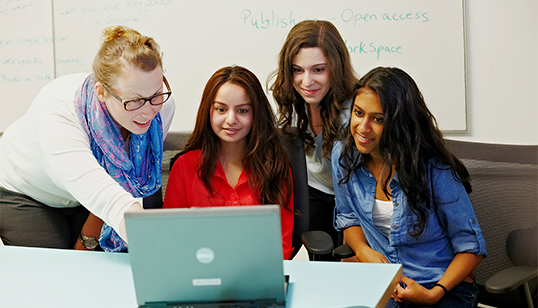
left=161, top=132, right=191, bottom=200
left=445, top=140, right=538, bottom=308
left=279, top=128, right=310, bottom=259
left=144, top=132, right=191, bottom=209
left=279, top=128, right=346, bottom=260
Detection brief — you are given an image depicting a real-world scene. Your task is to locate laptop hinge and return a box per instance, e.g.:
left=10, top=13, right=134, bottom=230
left=143, top=302, right=167, bottom=308
left=144, top=299, right=283, bottom=308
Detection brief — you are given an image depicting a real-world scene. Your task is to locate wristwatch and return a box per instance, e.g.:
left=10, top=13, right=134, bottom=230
left=79, top=233, right=99, bottom=250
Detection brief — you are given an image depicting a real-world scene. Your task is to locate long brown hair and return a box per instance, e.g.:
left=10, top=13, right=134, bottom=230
left=177, top=66, right=293, bottom=210
left=269, top=20, right=358, bottom=158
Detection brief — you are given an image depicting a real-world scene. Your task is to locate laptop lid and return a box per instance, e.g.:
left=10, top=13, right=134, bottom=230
left=125, top=205, right=286, bottom=307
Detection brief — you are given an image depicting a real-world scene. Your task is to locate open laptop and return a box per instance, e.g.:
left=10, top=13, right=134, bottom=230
left=125, top=205, right=287, bottom=308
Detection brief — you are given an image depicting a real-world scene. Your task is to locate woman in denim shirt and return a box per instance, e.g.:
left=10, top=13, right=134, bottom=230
left=332, top=67, right=487, bottom=307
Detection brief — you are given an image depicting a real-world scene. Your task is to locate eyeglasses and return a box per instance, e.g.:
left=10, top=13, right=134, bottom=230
left=103, top=75, right=172, bottom=111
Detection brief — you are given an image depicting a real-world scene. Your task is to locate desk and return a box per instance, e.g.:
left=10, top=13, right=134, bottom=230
left=0, top=246, right=402, bottom=308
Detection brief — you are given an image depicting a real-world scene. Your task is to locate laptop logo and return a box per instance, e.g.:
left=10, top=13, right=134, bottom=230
left=196, top=247, right=215, bottom=264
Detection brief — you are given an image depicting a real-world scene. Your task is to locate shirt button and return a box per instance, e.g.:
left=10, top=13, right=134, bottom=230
left=392, top=224, right=398, bottom=230
left=233, top=201, right=238, bottom=205
left=62, top=199, right=70, bottom=206
left=472, top=219, right=476, bottom=224
left=394, top=201, right=399, bottom=207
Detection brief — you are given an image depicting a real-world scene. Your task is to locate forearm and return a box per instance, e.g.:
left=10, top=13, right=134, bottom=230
left=437, top=253, right=483, bottom=291
left=74, top=213, right=104, bottom=250
left=423, top=253, right=483, bottom=304
left=394, top=253, right=483, bottom=305
left=344, top=226, right=388, bottom=263
left=344, top=226, right=369, bottom=256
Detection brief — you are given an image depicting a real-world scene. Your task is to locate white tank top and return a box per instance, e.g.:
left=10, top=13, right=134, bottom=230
left=372, top=199, right=394, bottom=237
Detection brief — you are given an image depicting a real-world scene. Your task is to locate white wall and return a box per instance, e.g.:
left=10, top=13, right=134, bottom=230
left=446, top=0, right=537, bottom=145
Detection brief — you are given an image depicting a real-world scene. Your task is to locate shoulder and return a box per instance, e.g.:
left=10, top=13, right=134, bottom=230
left=427, top=158, right=468, bottom=200
left=331, top=141, right=348, bottom=172
left=25, top=74, right=91, bottom=138
left=332, top=140, right=345, bottom=158
left=331, top=140, right=361, bottom=163
left=428, top=158, right=454, bottom=179
left=31, top=73, right=90, bottom=120
left=33, top=73, right=89, bottom=104
left=172, top=150, right=202, bottom=172
left=46, top=73, right=90, bottom=93
left=176, top=149, right=201, bottom=163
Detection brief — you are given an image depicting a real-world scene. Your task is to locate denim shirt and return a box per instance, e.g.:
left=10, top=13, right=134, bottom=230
left=332, top=142, right=487, bottom=285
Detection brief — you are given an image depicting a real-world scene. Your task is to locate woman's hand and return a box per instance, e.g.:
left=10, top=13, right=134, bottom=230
left=344, top=226, right=389, bottom=263
left=392, top=276, right=444, bottom=305
left=355, top=245, right=390, bottom=263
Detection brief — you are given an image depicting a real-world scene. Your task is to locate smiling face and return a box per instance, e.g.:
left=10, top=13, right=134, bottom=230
left=350, top=88, right=385, bottom=159
left=210, top=82, right=253, bottom=148
left=97, top=65, right=164, bottom=138
left=292, top=47, right=331, bottom=107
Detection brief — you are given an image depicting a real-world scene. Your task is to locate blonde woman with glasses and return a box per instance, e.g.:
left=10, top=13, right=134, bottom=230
left=0, top=25, right=175, bottom=251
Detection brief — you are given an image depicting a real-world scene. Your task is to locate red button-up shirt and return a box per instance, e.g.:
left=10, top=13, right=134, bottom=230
left=163, top=150, right=294, bottom=259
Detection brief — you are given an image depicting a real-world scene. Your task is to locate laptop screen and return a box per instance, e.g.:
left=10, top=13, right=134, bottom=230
left=125, top=205, right=287, bottom=307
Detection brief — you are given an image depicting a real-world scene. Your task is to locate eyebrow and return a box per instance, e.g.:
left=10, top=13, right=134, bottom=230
left=125, top=85, right=165, bottom=100
left=353, top=104, right=384, bottom=116
left=292, top=63, right=327, bottom=68
left=213, top=102, right=251, bottom=108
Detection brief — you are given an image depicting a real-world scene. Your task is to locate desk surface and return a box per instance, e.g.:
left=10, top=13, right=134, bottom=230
left=0, top=246, right=402, bottom=308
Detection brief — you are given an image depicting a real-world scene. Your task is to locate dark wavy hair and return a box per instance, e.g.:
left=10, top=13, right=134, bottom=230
left=269, top=20, right=358, bottom=158
left=338, top=67, right=471, bottom=236
left=174, top=66, right=292, bottom=210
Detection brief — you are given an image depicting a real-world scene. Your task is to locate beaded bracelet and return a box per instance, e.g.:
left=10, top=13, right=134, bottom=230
left=433, top=283, right=448, bottom=295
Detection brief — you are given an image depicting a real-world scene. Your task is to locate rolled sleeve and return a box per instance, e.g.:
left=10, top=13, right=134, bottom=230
left=433, top=165, right=487, bottom=256
left=449, top=217, right=487, bottom=256
left=332, top=142, right=361, bottom=231
left=335, top=211, right=360, bottom=231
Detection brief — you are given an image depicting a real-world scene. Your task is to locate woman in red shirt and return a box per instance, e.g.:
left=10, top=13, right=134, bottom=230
left=163, top=66, right=295, bottom=259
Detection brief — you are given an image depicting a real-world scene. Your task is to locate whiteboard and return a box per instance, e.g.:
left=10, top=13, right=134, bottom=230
left=0, top=0, right=54, bottom=131
left=1, top=0, right=467, bottom=132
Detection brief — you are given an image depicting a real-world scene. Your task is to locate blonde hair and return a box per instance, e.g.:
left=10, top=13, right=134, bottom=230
left=93, top=25, right=163, bottom=87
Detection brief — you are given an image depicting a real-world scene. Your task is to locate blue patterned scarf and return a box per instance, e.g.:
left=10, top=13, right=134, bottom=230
left=75, top=75, right=163, bottom=252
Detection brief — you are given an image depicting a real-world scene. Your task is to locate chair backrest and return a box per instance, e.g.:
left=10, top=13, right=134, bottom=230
left=163, top=131, right=192, bottom=152
left=161, top=132, right=191, bottom=200
left=279, top=128, right=309, bottom=259
left=141, top=132, right=191, bottom=209
left=445, top=139, right=538, bottom=306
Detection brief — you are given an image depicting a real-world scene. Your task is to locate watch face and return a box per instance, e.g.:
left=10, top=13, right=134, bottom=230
left=81, top=236, right=98, bottom=250
left=85, top=238, right=98, bottom=249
